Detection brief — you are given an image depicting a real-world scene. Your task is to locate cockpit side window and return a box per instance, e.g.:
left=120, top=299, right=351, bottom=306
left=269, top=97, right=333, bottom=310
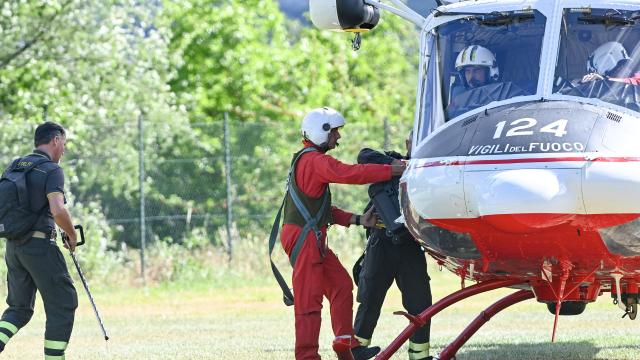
left=554, top=8, right=640, bottom=113
left=418, top=34, right=439, bottom=141
left=422, top=10, right=546, bottom=128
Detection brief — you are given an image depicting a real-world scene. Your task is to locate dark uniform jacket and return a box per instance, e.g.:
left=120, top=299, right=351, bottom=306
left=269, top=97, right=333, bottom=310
left=357, top=148, right=411, bottom=244
left=353, top=148, right=432, bottom=349
left=16, top=150, right=65, bottom=236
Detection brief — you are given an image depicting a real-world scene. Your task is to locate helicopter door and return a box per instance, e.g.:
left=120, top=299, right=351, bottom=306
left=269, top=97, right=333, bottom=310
left=581, top=111, right=640, bottom=256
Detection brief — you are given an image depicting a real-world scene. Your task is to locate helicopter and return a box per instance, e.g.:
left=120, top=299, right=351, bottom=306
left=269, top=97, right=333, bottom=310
left=309, top=0, right=640, bottom=359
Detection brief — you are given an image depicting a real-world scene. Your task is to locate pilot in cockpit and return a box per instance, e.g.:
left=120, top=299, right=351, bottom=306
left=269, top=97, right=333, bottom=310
left=455, top=45, right=500, bottom=90
left=446, top=45, right=500, bottom=117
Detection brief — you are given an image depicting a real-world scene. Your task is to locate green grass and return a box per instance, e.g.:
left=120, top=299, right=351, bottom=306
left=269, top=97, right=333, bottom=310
left=2, top=264, right=640, bottom=359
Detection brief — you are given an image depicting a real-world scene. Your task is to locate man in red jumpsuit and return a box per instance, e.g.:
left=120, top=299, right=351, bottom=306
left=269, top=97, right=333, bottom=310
left=280, top=107, right=405, bottom=360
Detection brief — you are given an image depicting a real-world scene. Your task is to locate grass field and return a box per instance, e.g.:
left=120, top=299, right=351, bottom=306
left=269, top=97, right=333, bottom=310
left=2, top=264, right=640, bottom=359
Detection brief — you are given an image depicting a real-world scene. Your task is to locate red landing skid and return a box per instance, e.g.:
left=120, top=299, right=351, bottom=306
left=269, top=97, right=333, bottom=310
left=376, top=279, right=531, bottom=360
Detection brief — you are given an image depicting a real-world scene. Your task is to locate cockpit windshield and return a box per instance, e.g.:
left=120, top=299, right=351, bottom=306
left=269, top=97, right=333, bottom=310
left=419, top=10, right=546, bottom=137
left=554, top=8, right=640, bottom=112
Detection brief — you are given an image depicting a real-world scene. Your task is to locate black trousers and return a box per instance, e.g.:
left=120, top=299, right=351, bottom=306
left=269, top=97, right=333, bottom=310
left=354, top=232, right=432, bottom=344
left=0, top=236, right=78, bottom=354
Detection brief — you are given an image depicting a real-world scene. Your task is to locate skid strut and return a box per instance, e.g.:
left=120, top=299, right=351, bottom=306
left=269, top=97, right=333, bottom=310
left=376, top=279, right=524, bottom=360
left=437, top=290, right=534, bottom=360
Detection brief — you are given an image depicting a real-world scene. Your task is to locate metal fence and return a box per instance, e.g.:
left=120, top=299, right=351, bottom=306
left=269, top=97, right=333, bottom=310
left=0, top=114, right=410, bottom=279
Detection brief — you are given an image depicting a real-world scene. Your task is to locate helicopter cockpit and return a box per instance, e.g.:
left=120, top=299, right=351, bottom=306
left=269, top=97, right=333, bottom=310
left=553, top=8, right=640, bottom=111
left=417, top=2, right=640, bottom=142
left=442, top=11, right=544, bottom=120
left=419, top=9, right=546, bottom=138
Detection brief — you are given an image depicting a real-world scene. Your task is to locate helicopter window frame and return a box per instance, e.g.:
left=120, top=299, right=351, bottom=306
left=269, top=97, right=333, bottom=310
left=549, top=6, right=640, bottom=116
left=417, top=31, right=445, bottom=143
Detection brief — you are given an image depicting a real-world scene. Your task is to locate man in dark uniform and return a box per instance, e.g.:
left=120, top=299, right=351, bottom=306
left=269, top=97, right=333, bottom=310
left=0, top=122, right=78, bottom=359
left=353, top=132, right=432, bottom=360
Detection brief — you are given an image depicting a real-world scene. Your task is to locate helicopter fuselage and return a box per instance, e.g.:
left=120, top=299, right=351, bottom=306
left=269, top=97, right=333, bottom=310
left=401, top=100, right=640, bottom=302
left=398, top=0, right=640, bottom=308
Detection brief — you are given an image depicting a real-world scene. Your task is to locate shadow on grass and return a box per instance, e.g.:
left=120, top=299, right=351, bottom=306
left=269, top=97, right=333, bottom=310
left=448, top=341, right=637, bottom=360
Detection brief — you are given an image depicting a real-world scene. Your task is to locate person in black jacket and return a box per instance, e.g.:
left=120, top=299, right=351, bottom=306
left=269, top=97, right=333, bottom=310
left=352, top=132, right=432, bottom=360
left=0, top=122, right=78, bottom=359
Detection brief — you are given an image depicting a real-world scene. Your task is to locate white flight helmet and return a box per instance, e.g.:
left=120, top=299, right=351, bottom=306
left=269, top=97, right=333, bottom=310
left=455, top=45, right=500, bottom=85
left=301, top=107, right=346, bottom=147
left=587, top=41, right=630, bottom=76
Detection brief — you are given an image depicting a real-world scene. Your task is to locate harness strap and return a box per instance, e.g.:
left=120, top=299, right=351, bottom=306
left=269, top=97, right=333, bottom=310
left=268, top=198, right=294, bottom=306
left=268, top=147, right=330, bottom=306
left=289, top=191, right=329, bottom=266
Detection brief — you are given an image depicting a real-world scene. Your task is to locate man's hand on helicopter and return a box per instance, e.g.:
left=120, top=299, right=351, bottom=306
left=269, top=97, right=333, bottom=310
left=391, top=159, right=406, bottom=176
left=361, top=206, right=379, bottom=228
left=581, top=72, right=605, bottom=83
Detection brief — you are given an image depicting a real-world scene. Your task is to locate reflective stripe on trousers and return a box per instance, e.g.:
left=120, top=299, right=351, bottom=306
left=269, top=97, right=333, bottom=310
left=44, top=339, right=68, bottom=359
left=408, top=341, right=430, bottom=360
left=354, top=335, right=371, bottom=347
left=0, top=320, right=18, bottom=347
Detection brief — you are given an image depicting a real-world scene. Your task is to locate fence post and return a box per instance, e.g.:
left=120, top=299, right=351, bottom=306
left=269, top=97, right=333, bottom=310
left=224, top=112, right=233, bottom=262
left=383, top=117, right=390, bottom=150
left=138, top=113, right=146, bottom=284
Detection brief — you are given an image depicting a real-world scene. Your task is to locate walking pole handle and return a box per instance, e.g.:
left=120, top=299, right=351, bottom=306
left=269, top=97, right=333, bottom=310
left=61, top=225, right=85, bottom=247
left=74, top=224, right=85, bottom=246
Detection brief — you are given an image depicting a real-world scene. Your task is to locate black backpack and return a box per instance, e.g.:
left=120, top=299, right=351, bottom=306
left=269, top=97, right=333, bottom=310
left=0, top=157, right=50, bottom=240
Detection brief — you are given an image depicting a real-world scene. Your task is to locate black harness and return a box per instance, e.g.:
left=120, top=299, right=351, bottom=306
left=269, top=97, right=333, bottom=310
left=268, top=147, right=330, bottom=306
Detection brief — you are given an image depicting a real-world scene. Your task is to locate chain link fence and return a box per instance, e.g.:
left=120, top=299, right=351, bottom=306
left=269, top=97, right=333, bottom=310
left=0, top=114, right=410, bottom=278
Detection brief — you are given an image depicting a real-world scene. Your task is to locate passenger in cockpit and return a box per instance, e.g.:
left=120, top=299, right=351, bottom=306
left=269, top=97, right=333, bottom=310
left=580, top=41, right=637, bottom=84
left=558, top=41, right=640, bottom=111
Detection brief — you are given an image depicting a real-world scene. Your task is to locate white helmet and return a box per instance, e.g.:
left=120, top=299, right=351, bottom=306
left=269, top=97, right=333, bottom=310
left=455, top=45, right=500, bottom=84
left=587, top=41, right=630, bottom=76
left=301, top=107, right=346, bottom=147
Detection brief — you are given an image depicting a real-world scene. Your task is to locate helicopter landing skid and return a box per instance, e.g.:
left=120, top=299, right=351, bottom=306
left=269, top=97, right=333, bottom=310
left=376, top=279, right=527, bottom=360
left=436, top=290, right=535, bottom=360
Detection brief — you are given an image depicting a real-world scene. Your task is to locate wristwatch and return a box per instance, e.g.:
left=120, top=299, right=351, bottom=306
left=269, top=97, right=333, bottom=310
left=355, top=215, right=361, bottom=226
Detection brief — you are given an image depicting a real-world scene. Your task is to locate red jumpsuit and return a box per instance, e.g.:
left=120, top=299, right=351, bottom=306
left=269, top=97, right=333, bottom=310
left=611, top=73, right=640, bottom=85
left=281, top=142, right=393, bottom=360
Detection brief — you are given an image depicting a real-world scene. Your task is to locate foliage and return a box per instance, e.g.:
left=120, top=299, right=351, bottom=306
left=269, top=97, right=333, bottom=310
left=0, top=0, right=420, bottom=281
left=0, top=0, right=194, bottom=249
left=165, top=0, right=419, bottom=237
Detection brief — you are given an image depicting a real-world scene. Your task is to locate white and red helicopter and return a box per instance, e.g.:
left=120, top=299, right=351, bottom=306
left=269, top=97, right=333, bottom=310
left=310, top=0, right=640, bottom=359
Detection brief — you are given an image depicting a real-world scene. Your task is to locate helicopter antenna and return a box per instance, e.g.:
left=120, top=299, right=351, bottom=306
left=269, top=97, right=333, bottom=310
left=352, top=33, right=362, bottom=51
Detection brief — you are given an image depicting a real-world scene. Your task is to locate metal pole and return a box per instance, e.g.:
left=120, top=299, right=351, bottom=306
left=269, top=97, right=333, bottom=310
left=383, top=117, right=390, bottom=150
left=224, top=112, right=233, bottom=262
left=138, top=114, right=146, bottom=283
left=62, top=232, right=110, bottom=342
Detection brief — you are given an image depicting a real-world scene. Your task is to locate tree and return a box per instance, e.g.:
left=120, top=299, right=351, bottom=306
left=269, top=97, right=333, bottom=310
left=165, top=0, right=419, bottom=236
left=0, top=0, right=194, bottom=248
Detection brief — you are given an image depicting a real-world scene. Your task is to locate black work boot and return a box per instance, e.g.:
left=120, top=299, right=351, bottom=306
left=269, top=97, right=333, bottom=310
left=352, top=345, right=381, bottom=360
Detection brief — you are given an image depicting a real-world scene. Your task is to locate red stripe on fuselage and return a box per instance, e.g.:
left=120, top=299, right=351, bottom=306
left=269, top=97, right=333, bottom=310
left=428, top=213, right=640, bottom=234
left=414, top=156, right=640, bottom=169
